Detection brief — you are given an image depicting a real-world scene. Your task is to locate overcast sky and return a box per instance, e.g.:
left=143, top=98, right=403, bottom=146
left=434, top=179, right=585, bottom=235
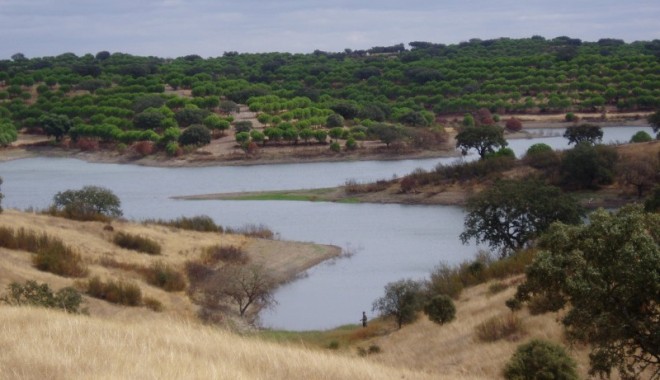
left=1, top=0, right=659, bottom=59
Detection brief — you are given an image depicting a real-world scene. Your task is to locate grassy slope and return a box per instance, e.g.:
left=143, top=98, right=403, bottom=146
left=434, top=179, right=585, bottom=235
left=0, top=210, right=340, bottom=322
left=0, top=306, right=438, bottom=380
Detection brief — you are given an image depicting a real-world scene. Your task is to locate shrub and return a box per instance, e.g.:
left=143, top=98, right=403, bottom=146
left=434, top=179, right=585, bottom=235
left=1, top=280, right=84, bottom=313
left=503, top=339, right=578, bottom=380
left=345, top=137, right=357, bottom=150
left=113, top=232, right=162, bottom=255
left=524, top=143, right=560, bottom=170
left=225, top=224, right=275, bottom=239
left=76, top=137, right=99, bottom=151
left=202, top=245, right=249, bottom=265
left=51, top=185, right=122, bottom=220
left=179, top=124, right=211, bottom=146
left=423, top=295, right=456, bottom=325
left=565, top=112, right=578, bottom=122
left=132, top=140, right=155, bottom=156
left=0, top=227, right=88, bottom=277
left=144, top=261, right=186, bottom=292
left=143, top=296, right=164, bottom=312
left=330, top=141, right=341, bottom=152
left=488, top=282, right=509, bottom=295
left=165, top=141, right=181, bottom=156
left=33, top=243, right=88, bottom=278
left=505, top=117, right=523, bottom=132
left=475, top=314, right=525, bottom=342
left=327, top=341, right=340, bottom=350
left=145, top=215, right=222, bottom=232
left=629, top=130, right=653, bottom=143
left=85, top=276, right=142, bottom=306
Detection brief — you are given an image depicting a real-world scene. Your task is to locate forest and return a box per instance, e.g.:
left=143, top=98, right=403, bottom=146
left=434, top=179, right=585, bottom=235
left=0, top=36, right=659, bottom=154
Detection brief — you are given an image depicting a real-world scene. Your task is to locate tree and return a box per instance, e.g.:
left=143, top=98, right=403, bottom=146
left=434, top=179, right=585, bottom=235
left=630, top=130, right=653, bottom=143
left=616, top=154, right=659, bottom=198
left=178, top=124, right=211, bottom=146
left=52, top=186, right=123, bottom=219
left=461, top=179, right=584, bottom=257
left=372, top=279, right=423, bottom=329
left=214, top=264, right=276, bottom=317
left=505, top=117, right=523, bottom=132
left=133, top=108, right=166, bottom=130
left=39, top=114, right=72, bottom=141
left=234, top=120, right=253, bottom=133
left=326, top=113, right=344, bottom=128
left=512, top=206, right=659, bottom=379
left=423, top=294, right=456, bottom=325
left=648, top=110, right=660, bottom=134
left=560, top=143, right=618, bottom=190
left=503, top=340, right=578, bottom=380
left=563, top=124, right=603, bottom=145
left=455, top=125, right=507, bottom=159
left=0, top=120, right=18, bottom=146
left=368, top=123, right=404, bottom=148
left=203, top=115, right=230, bottom=136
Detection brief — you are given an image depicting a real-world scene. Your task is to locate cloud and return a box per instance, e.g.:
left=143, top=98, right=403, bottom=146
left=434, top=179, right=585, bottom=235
left=0, top=0, right=658, bottom=58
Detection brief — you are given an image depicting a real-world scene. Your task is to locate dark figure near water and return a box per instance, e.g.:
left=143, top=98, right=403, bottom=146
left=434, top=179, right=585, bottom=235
left=361, top=311, right=367, bottom=328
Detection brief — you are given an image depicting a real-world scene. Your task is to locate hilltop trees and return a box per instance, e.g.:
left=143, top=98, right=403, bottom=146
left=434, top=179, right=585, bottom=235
left=0, top=120, right=17, bottom=146
left=39, top=114, right=72, bottom=142
left=461, top=179, right=584, bottom=257
left=511, top=206, right=660, bottom=379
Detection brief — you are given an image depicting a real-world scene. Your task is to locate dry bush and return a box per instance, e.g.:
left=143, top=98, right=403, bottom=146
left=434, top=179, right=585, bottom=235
left=225, top=224, right=275, bottom=239
left=475, top=314, right=525, bottom=342
left=76, top=138, right=99, bottom=151
left=202, top=245, right=249, bottom=265
left=84, top=276, right=142, bottom=306
left=143, top=297, right=164, bottom=312
left=131, top=141, right=155, bottom=156
left=344, top=179, right=391, bottom=194
left=0, top=226, right=88, bottom=277
left=113, top=232, right=162, bottom=255
left=144, top=215, right=223, bottom=233
left=144, top=262, right=186, bottom=292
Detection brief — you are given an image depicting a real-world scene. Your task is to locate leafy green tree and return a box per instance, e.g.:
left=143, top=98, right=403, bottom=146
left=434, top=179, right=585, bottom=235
left=52, top=185, right=123, bottom=219
left=314, top=130, right=327, bottom=144
left=179, top=124, right=211, bottom=146
left=0, top=120, right=18, bottom=146
left=264, top=127, right=283, bottom=144
left=512, top=206, right=659, bottom=379
left=647, top=110, right=660, bottom=134
left=423, top=295, right=456, bottom=325
left=39, top=114, right=72, bottom=141
left=328, top=127, right=344, bottom=142
left=563, top=124, right=603, bottom=145
left=560, top=143, right=618, bottom=190
left=503, top=340, right=578, bottom=380
left=455, top=125, right=507, bottom=159
left=235, top=131, right=250, bottom=145
left=175, top=107, right=209, bottom=127
left=630, top=130, right=653, bottom=143
left=234, top=120, right=253, bottom=133
left=368, top=123, right=404, bottom=148
left=133, top=108, right=166, bottom=130
left=330, top=102, right=359, bottom=119
left=203, top=115, right=230, bottom=136
left=372, top=279, right=423, bottom=329
left=299, top=128, right=314, bottom=144
left=461, top=179, right=584, bottom=257
left=249, top=130, right=265, bottom=145
left=524, top=143, right=559, bottom=170
left=326, top=114, right=344, bottom=128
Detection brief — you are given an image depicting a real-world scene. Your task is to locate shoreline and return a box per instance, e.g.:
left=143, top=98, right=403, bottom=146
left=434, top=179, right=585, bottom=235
left=1, top=116, right=651, bottom=168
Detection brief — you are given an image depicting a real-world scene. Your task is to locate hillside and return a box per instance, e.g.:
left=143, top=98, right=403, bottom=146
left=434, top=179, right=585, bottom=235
left=0, top=210, right=340, bottom=323
left=1, top=37, right=659, bottom=165
left=0, top=306, right=436, bottom=380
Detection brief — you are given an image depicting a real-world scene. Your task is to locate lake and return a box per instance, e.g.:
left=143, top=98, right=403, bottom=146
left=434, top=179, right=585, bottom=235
left=0, top=125, right=653, bottom=330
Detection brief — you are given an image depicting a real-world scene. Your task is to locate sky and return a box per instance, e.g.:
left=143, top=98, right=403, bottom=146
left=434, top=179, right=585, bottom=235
left=1, top=0, right=659, bottom=59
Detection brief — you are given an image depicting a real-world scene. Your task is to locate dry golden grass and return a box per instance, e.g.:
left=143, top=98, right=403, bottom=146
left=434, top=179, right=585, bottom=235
left=0, top=210, right=339, bottom=322
left=0, top=306, right=439, bottom=380
left=364, top=278, right=597, bottom=379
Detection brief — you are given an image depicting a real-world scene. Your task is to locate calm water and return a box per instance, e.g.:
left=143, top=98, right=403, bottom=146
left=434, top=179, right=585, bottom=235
left=0, top=126, right=653, bottom=330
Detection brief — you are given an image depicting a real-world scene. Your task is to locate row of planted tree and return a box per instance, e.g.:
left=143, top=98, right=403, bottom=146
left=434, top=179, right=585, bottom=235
left=1, top=36, right=659, bottom=154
